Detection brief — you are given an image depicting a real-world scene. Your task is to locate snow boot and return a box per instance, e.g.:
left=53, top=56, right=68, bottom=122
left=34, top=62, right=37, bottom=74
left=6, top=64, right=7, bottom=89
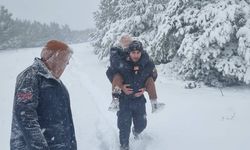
left=108, top=86, right=121, bottom=112
left=108, top=97, right=119, bottom=112
left=132, top=127, right=140, bottom=140
left=120, top=145, right=129, bottom=150
left=151, top=101, right=166, bottom=113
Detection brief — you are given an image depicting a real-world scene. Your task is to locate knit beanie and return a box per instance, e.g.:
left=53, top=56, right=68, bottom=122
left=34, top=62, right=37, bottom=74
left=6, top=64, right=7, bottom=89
left=128, top=40, right=143, bottom=53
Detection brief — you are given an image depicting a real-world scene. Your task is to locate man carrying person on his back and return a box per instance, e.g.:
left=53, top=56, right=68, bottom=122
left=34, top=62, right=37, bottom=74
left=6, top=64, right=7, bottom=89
left=106, top=35, right=164, bottom=113
left=107, top=39, right=165, bottom=150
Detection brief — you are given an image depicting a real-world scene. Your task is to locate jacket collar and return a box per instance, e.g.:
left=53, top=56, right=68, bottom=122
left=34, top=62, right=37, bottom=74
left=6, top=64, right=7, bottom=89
left=33, top=57, right=61, bottom=82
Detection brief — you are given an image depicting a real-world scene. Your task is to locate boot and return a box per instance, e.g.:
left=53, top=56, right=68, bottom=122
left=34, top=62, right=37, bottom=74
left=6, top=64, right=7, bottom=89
left=151, top=100, right=165, bottom=113
left=108, top=86, right=121, bottom=112
left=108, top=97, right=119, bottom=112
left=132, top=127, right=140, bottom=140
left=120, top=145, right=129, bottom=150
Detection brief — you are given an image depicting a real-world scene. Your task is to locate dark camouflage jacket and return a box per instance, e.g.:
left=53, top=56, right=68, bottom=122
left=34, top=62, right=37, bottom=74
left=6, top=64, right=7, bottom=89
left=10, top=58, right=77, bottom=150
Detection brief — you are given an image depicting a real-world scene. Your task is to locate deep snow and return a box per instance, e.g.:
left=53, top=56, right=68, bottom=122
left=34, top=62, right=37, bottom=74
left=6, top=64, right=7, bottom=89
left=0, top=43, right=250, bottom=150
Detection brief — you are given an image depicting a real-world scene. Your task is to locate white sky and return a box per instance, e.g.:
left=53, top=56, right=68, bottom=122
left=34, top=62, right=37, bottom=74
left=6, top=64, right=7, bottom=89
left=0, top=0, right=100, bottom=30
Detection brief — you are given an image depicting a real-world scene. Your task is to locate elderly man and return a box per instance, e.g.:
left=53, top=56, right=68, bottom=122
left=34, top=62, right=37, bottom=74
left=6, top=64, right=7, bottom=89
left=10, top=40, right=77, bottom=150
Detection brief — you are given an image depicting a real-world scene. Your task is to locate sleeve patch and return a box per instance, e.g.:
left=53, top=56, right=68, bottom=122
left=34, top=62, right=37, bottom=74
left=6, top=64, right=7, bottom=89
left=17, top=92, right=33, bottom=101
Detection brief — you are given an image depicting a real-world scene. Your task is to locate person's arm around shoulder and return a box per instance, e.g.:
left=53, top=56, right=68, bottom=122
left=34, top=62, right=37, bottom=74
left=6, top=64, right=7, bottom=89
left=14, top=69, right=49, bottom=150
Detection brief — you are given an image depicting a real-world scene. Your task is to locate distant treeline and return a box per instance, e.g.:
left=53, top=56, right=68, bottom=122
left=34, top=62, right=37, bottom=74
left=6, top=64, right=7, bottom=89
left=0, top=6, right=94, bottom=50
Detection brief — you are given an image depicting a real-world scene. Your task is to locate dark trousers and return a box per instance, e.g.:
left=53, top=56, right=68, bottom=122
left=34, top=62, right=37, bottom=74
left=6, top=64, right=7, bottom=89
left=117, top=97, right=147, bottom=147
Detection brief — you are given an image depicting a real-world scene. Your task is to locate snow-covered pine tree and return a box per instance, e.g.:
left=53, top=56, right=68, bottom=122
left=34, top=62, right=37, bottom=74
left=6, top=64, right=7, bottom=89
left=237, top=14, right=250, bottom=84
left=0, top=6, right=14, bottom=49
left=93, top=0, right=160, bottom=59
left=93, top=0, right=250, bottom=86
left=172, top=0, right=249, bottom=86
left=92, top=0, right=119, bottom=59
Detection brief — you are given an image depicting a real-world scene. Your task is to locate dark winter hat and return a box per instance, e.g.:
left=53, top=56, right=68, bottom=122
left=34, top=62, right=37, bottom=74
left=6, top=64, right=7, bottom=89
left=128, top=40, right=143, bottom=53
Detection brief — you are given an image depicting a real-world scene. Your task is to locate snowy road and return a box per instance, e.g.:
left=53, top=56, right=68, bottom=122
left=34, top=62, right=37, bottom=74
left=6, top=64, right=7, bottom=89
left=1, top=43, right=250, bottom=150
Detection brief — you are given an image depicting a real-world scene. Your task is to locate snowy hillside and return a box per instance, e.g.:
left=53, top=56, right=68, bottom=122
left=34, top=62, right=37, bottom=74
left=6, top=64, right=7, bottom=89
left=0, top=43, right=250, bottom=150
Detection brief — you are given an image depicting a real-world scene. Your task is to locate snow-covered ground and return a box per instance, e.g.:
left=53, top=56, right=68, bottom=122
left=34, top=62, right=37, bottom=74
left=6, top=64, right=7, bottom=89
left=0, top=42, right=250, bottom=150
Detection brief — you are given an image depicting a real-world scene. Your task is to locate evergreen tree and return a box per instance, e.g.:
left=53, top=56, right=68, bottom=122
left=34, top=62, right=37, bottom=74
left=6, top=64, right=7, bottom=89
left=0, top=6, right=14, bottom=49
left=93, top=0, right=250, bottom=86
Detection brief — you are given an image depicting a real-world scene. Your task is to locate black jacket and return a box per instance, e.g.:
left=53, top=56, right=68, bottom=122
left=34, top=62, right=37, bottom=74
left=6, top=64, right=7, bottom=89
left=120, top=52, right=156, bottom=97
left=10, top=58, right=77, bottom=150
